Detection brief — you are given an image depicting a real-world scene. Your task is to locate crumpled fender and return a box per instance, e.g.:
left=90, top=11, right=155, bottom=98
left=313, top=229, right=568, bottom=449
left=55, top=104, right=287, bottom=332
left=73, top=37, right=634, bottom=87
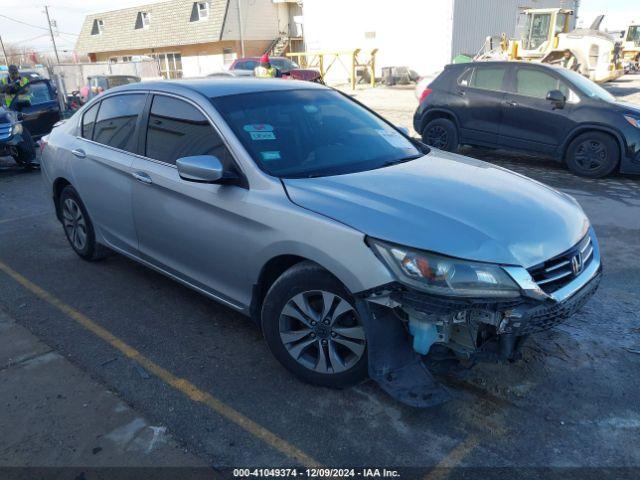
left=355, top=299, right=451, bottom=408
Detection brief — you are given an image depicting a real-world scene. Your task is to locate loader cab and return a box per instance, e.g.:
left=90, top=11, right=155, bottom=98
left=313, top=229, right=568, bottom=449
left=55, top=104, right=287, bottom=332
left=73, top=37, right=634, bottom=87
left=518, top=8, right=573, bottom=59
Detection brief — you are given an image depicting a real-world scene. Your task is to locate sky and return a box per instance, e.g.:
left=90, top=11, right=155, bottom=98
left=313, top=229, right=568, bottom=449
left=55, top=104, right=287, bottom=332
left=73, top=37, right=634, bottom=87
left=0, top=0, right=637, bottom=58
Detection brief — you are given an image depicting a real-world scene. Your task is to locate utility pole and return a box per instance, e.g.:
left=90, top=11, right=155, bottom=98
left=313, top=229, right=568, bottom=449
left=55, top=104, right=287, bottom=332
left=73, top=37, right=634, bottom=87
left=237, top=0, right=245, bottom=57
left=44, top=5, right=60, bottom=64
left=0, top=36, right=8, bottom=66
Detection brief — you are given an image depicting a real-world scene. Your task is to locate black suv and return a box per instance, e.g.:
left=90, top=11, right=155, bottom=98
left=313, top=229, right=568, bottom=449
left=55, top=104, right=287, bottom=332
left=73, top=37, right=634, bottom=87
left=413, top=61, right=640, bottom=178
left=0, top=79, right=61, bottom=168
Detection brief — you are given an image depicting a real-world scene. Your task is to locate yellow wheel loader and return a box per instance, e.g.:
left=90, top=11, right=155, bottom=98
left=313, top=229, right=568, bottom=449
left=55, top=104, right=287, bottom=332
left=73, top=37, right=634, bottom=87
left=476, top=8, right=624, bottom=83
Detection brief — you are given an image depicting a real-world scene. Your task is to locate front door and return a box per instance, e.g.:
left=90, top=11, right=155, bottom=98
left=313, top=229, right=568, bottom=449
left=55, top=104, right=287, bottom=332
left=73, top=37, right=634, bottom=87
left=456, top=65, right=508, bottom=146
left=498, top=66, right=577, bottom=154
left=71, top=93, right=147, bottom=254
left=131, top=94, right=249, bottom=306
left=13, top=80, right=60, bottom=138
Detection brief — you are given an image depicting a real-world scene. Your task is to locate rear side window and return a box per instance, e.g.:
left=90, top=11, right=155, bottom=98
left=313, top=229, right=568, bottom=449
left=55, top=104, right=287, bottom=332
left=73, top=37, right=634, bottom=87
left=81, top=102, right=100, bottom=140
left=470, top=67, right=506, bottom=91
left=93, top=94, right=146, bottom=152
left=515, top=68, right=569, bottom=99
left=145, top=95, right=234, bottom=167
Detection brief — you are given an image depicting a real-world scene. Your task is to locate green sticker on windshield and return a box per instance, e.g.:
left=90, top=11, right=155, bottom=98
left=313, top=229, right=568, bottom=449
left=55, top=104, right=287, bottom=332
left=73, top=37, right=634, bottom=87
left=261, top=151, right=281, bottom=161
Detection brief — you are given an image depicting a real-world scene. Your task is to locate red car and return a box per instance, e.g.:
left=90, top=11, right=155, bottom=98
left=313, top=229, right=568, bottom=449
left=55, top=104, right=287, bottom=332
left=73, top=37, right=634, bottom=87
left=229, top=57, right=323, bottom=83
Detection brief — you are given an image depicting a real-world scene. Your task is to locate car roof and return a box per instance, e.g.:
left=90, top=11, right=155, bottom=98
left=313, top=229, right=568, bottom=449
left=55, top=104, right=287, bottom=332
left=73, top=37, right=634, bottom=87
left=112, top=77, right=326, bottom=98
left=449, top=60, right=566, bottom=72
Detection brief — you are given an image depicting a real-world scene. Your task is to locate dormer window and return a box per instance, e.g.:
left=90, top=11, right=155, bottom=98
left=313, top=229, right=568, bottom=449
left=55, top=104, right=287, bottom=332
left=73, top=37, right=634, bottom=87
left=197, top=2, right=209, bottom=20
left=135, top=11, right=151, bottom=29
left=91, top=19, right=104, bottom=35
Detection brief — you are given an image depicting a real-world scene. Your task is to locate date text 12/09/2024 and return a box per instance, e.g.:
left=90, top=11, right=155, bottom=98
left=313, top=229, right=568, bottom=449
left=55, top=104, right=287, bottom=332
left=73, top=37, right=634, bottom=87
left=232, top=469, right=401, bottom=478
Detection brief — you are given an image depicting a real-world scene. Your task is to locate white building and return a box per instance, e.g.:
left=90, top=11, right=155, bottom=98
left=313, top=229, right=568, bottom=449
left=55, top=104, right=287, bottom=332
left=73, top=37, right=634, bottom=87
left=301, top=0, right=580, bottom=82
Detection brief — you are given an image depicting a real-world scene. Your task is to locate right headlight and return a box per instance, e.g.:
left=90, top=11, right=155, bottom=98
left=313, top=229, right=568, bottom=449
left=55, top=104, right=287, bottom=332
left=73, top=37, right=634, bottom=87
left=368, top=238, right=521, bottom=298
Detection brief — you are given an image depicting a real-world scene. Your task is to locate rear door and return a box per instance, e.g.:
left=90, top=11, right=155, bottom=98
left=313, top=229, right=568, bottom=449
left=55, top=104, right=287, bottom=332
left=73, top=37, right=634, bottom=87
left=498, top=65, right=578, bottom=154
left=70, top=92, right=147, bottom=254
left=12, top=80, right=60, bottom=138
left=456, top=64, right=508, bottom=146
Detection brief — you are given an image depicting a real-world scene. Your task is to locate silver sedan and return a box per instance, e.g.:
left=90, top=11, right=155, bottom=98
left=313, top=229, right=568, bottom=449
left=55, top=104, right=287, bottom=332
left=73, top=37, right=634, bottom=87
left=40, top=79, right=601, bottom=407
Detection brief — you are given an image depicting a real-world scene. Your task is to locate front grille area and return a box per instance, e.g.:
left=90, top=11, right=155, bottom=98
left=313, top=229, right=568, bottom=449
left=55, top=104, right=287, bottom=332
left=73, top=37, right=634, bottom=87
left=513, top=272, right=601, bottom=335
left=0, top=123, right=11, bottom=141
left=528, top=234, right=594, bottom=294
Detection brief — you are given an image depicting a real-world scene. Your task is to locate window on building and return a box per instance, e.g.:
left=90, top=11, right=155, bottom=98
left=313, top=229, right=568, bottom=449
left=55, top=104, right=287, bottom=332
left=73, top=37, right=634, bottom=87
left=190, top=1, right=209, bottom=21
left=109, top=57, right=118, bottom=64
left=135, top=11, right=150, bottom=29
left=93, top=94, right=146, bottom=153
left=145, top=95, right=233, bottom=167
left=153, top=53, right=183, bottom=79
left=91, top=19, right=104, bottom=35
left=121, top=56, right=133, bottom=62
left=222, top=48, right=236, bottom=65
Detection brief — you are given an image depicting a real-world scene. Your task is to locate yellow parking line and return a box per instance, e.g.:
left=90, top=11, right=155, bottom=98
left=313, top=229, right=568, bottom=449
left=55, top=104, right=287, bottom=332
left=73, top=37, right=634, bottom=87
left=423, top=434, right=478, bottom=480
left=0, top=260, right=321, bottom=467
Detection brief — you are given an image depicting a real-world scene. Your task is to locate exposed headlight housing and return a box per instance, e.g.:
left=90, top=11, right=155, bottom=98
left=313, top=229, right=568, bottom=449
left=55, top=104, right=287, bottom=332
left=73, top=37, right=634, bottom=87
left=368, top=238, right=521, bottom=298
left=12, top=122, right=23, bottom=136
left=624, top=115, right=640, bottom=129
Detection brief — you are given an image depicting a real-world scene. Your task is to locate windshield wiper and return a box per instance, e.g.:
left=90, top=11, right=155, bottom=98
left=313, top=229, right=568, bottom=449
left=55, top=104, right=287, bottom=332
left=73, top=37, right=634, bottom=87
left=381, top=154, right=423, bottom=168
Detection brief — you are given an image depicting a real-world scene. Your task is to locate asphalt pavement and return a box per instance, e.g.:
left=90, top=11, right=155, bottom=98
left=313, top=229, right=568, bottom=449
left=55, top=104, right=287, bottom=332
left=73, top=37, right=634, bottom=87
left=0, top=77, right=639, bottom=478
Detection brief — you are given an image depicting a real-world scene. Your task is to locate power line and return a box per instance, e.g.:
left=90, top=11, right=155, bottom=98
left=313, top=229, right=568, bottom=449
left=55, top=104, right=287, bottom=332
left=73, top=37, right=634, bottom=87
left=0, top=13, right=78, bottom=36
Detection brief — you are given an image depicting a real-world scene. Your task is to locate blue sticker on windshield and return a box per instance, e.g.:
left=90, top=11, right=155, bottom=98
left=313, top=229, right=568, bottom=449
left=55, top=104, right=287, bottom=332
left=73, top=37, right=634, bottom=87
left=261, top=151, right=281, bottom=161
left=250, top=131, right=276, bottom=141
left=244, top=124, right=274, bottom=132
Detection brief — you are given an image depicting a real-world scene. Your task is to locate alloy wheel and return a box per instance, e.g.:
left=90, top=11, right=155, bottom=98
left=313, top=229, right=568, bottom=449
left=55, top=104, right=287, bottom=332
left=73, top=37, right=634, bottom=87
left=426, top=125, right=448, bottom=149
left=62, top=198, right=88, bottom=251
left=574, top=140, right=607, bottom=172
left=279, top=290, right=366, bottom=374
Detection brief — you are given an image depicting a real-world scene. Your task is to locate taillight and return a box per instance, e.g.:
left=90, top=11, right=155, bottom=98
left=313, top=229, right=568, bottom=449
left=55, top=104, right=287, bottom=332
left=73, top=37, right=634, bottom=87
left=419, top=88, right=433, bottom=104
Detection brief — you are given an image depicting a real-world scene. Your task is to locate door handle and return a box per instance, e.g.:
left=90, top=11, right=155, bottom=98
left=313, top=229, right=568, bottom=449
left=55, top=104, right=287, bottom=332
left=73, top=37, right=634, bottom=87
left=132, top=171, right=153, bottom=185
left=71, top=148, right=86, bottom=158
left=455, top=90, right=466, bottom=96
left=505, top=100, right=519, bottom=107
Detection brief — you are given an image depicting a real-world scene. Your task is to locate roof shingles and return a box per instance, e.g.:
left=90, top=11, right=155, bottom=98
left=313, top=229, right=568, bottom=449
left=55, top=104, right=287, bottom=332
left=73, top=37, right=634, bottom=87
left=75, top=0, right=229, bottom=55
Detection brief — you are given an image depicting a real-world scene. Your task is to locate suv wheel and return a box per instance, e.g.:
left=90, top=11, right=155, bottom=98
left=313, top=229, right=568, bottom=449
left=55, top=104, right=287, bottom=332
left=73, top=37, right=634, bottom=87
left=565, top=132, right=619, bottom=178
left=421, top=118, right=459, bottom=152
left=261, top=262, right=367, bottom=388
left=59, top=186, right=108, bottom=261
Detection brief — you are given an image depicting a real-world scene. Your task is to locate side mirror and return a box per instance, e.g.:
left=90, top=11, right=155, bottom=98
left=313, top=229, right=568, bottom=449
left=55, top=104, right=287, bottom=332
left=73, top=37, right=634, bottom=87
left=176, top=155, right=224, bottom=183
left=546, top=89, right=566, bottom=109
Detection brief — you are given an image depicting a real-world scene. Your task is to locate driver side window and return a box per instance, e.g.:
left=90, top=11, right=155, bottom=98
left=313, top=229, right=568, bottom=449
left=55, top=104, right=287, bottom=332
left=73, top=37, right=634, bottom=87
left=515, top=68, right=576, bottom=101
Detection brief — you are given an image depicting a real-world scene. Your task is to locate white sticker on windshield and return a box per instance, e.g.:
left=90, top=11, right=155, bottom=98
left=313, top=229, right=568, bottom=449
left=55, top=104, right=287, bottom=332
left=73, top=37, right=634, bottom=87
left=303, top=104, right=319, bottom=113
left=250, top=131, right=276, bottom=141
left=376, top=129, right=410, bottom=149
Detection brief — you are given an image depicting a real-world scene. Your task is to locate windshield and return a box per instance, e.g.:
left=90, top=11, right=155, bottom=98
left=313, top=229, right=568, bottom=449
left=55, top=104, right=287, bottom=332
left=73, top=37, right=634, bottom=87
left=562, top=69, right=615, bottom=102
left=522, top=13, right=551, bottom=50
left=107, top=76, right=139, bottom=88
left=212, top=89, right=422, bottom=178
left=269, top=58, right=299, bottom=72
left=627, top=26, right=640, bottom=46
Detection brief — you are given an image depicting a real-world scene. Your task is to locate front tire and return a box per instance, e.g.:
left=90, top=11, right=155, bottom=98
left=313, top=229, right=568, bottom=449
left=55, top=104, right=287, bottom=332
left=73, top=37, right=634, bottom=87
left=421, top=118, right=459, bottom=152
left=59, top=186, right=108, bottom=261
left=565, top=132, right=619, bottom=178
left=261, top=262, right=367, bottom=388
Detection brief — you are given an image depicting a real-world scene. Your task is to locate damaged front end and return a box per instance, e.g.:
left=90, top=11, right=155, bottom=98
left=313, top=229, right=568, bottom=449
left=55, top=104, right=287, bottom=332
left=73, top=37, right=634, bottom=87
left=357, top=229, right=602, bottom=408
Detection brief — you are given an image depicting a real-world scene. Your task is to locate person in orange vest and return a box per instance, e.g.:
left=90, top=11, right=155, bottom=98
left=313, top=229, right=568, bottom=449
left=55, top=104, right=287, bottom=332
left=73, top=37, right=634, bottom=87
left=254, top=54, right=278, bottom=78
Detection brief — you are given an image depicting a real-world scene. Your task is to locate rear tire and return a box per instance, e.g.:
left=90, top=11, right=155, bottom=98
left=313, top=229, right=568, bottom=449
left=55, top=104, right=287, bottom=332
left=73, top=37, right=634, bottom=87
left=261, top=261, right=368, bottom=388
left=12, top=130, right=37, bottom=169
left=59, top=186, right=109, bottom=261
left=565, top=131, right=619, bottom=178
left=421, top=118, right=459, bottom=152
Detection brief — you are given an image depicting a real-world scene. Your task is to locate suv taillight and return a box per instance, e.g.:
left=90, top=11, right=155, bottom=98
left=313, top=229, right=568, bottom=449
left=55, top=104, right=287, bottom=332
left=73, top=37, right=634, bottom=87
left=419, top=88, right=433, bottom=104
